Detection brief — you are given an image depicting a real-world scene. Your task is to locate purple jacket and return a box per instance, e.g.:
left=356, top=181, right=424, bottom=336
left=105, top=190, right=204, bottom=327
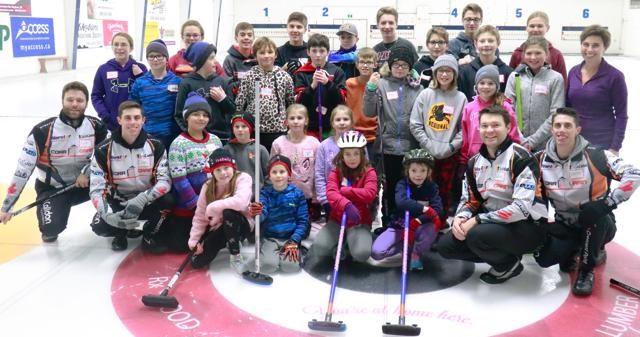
left=566, top=59, right=628, bottom=151
left=91, top=58, right=147, bottom=130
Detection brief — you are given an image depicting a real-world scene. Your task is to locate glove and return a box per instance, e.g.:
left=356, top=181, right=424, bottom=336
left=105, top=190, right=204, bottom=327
left=424, top=207, right=442, bottom=231
left=280, top=240, right=300, bottom=263
left=286, top=59, right=302, bottom=75
left=248, top=202, right=263, bottom=217
left=344, top=203, right=361, bottom=227
left=121, top=192, right=150, bottom=219
left=401, top=218, right=421, bottom=245
left=578, top=198, right=616, bottom=225
left=322, top=203, right=331, bottom=216
left=104, top=210, right=139, bottom=229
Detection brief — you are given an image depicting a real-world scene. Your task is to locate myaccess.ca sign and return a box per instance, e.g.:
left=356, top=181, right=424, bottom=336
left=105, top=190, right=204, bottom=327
left=10, top=16, right=55, bottom=57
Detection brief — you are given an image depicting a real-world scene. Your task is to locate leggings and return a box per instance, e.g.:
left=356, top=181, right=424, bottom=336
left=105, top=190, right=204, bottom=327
left=191, top=209, right=251, bottom=269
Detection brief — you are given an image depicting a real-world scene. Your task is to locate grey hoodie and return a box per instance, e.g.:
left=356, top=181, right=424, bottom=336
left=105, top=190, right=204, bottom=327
left=505, top=64, right=565, bottom=150
left=409, top=87, right=466, bottom=159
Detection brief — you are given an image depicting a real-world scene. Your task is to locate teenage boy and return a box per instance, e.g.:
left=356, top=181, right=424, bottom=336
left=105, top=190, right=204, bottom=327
left=447, top=3, right=498, bottom=65
left=223, top=22, right=257, bottom=97
left=345, top=47, right=378, bottom=159
left=534, top=108, right=640, bottom=296
left=90, top=101, right=173, bottom=252
left=373, top=6, right=419, bottom=69
left=413, top=27, right=449, bottom=88
left=175, top=41, right=235, bottom=144
left=0, top=82, right=108, bottom=242
left=328, top=23, right=359, bottom=78
left=276, top=12, right=309, bottom=76
left=169, top=20, right=225, bottom=78
left=294, top=34, right=347, bottom=140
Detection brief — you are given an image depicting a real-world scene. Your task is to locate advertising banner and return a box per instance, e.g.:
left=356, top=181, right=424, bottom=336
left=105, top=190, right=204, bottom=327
left=0, top=0, right=31, bottom=16
left=102, top=19, right=127, bottom=46
left=10, top=16, right=55, bottom=57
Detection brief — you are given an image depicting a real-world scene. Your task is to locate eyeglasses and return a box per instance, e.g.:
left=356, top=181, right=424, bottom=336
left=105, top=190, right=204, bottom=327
left=358, top=61, right=375, bottom=66
left=147, top=55, right=165, bottom=61
left=183, top=33, right=201, bottom=38
left=391, top=63, right=410, bottom=70
left=463, top=17, right=482, bottom=24
left=437, top=69, right=454, bottom=75
left=428, top=40, right=447, bottom=46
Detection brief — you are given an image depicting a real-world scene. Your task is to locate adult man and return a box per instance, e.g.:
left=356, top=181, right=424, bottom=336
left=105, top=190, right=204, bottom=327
left=90, top=101, right=173, bottom=252
left=437, top=105, right=548, bottom=284
left=373, top=6, right=419, bottom=69
left=534, top=108, right=639, bottom=296
left=0, top=82, right=108, bottom=242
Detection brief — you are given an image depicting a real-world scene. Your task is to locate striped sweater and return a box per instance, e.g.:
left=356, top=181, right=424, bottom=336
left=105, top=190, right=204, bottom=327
left=129, top=70, right=182, bottom=141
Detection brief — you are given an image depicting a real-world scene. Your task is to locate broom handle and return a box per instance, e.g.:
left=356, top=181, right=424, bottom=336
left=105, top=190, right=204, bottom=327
left=254, top=80, right=262, bottom=273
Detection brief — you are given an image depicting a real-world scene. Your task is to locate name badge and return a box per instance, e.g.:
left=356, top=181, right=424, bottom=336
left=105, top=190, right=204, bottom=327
left=106, top=71, right=118, bottom=79
left=534, top=84, right=549, bottom=95
left=261, top=87, right=273, bottom=95
left=499, top=74, right=505, bottom=83
left=420, top=74, right=431, bottom=81
left=237, top=71, right=248, bottom=79
left=167, top=84, right=178, bottom=92
left=443, top=105, right=454, bottom=115
left=299, top=58, right=308, bottom=64
left=303, top=149, right=313, bottom=157
left=386, top=91, right=399, bottom=100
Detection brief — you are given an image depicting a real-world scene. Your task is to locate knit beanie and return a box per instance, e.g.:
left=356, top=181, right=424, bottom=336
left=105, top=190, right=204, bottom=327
left=146, top=39, right=169, bottom=59
left=208, top=148, right=236, bottom=171
left=182, top=92, right=211, bottom=120
left=268, top=155, right=292, bottom=176
left=231, top=112, right=255, bottom=136
left=388, top=46, right=415, bottom=68
left=432, top=54, right=459, bottom=77
left=475, top=64, right=500, bottom=87
left=184, top=41, right=217, bottom=71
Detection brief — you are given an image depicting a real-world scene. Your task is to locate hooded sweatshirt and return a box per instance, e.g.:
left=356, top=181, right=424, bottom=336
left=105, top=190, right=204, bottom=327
left=457, top=56, right=512, bottom=102
left=412, top=55, right=436, bottom=88
left=223, top=46, right=257, bottom=96
left=275, top=41, right=309, bottom=67
left=509, top=41, right=567, bottom=83
left=223, top=140, right=269, bottom=197
left=447, top=32, right=500, bottom=61
left=91, top=58, right=147, bottom=130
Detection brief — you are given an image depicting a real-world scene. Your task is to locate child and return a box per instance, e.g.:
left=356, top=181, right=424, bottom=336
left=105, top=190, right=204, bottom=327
left=306, top=131, right=377, bottom=267
left=175, top=41, right=235, bottom=144
left=130, top=39, right=182, bottom=148
left=460, top=64, right=521, bottom=167
left=271, top=104, right=321, bottom=219
left=371, top=149, right=443, bottom=270
left=189, top=148, right=253, bottom=272
left=248, top=155, right=309, bottom=273
left=509, top=11, right=567, bottom=82
left=413, top=27, right=449, bottom=89
left=169, top=20, right=225, bottom=78
left=276, top=12, right=309, bottom=75
left=235, top=37, right=295, bottom=152
left=223, top=112, right=269, bottom=198
left=91, top=32, right=147, bottom=130
left=363, top=45, right=421, bottom=218
left=345, top=48, right=378, bottom=160
left=223, top=22, right=257, bottom=98
left=167, top=93, right=223, bottom=252
left=457, top=25, right=513, bottom=101
left=328, top=23, right=359, bottom=79
left=294, top=33, right=347, bottom=140
left=505, top=36, right=565, bottom=151
left=409, top=54, right=467, bottom=220
left=372, top=6, right=419, bottom=69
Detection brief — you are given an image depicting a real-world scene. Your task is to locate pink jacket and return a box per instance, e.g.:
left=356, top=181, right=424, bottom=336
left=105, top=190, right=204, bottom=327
left=189, top=172, right=253, bottom=248
left=327, top=167, right=378, bottom=226
left=459, top=97, right=521, bottom=165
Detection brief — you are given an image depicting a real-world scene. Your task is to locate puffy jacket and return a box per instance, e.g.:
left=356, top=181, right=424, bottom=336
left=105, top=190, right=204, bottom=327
left=326, top=167, right=378, bottom=226
left=259, top=183, right=309, bottom=243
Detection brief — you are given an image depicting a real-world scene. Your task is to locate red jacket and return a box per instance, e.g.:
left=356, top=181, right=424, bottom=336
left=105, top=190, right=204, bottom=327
left=326, top=167, right=378, bottom=226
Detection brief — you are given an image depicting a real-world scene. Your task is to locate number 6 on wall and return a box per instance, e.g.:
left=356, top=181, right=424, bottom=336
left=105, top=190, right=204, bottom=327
left=582, top=8, right=590, bottom=18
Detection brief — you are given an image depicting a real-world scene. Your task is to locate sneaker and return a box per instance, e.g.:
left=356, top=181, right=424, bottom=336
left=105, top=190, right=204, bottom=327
left=480, top=260, right=524, bottom=284
left=111, top=235, right=128, bottom=251
left=41, top=233, right=58, bottom=243
left=572, top=269, right=595, bottom=296
left=142, top=236, right=168, bottom=255
left=230, top=254, right=248, bottom=274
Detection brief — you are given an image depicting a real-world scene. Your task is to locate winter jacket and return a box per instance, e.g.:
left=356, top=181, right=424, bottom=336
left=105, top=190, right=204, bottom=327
left=328, top=45, right=358, bottom=79
left=326, top=167, right=378, bottom=226
left=363, top=76, right=421, bottom=156
left=412, top=55, right=436, bottom=88
left=275, top=41, right=309, bottom=67
left=223, top=46, right=257, bottom=96
left=259, top=183, right=309, bottom=243
left=168, top=49, right=225, bottom=78
left=509, top=41, right=567, bottom=83
left=457, top=138, right=547, bottom=223
left=235, top=65, right=294, bottom=133
left=91, top=58, right=147, bottom=130
left=457, top=57, right=513, bottom=102
left=129, top=70, right=182, bottom=142
left=174, top=72, right=235, bottom=141
left=409, top=87, right=466, bottom=159
left=223, top=140, right=269, bottom=196
left=294, top=61, right=347, bottom=133
left=2, top=113, right=108, bottom=212
left=566, top=60, right=628, bottom=151
left=505, top=64, right=565, bottom=150
left=459, top=96, right=521, bottom=164
left=168, top=132, right=222, bottom=216
left=390, top=177, right=443, bottom=227
left=189, top=172, right=254, bottom=248
left=346, top=77, right=378, bottom=142
left=270, top=135, right=320, bottom=199
left=373, top=38, right=419, bottom=69
left=538, top=135, right=640, bottom=227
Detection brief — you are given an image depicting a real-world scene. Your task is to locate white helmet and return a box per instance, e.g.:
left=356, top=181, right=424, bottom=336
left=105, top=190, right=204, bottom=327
left=337, top=130, right=367, bottom=149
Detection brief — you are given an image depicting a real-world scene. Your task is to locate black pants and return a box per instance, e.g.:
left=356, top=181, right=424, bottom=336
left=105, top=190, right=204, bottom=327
left=437, top=219, right=547, bottom=272
left=90, top=193, right=174, bottom=238
left=260, top=131, right=286, bottom=153
left=535, top=213, right=616, bottom=271
left=191, top=209, right=252, bottom=269
left=35, top=180, right=89, bottom=237
left=158, top=214, right=193, bottom=252
left=380, top=154, right=404, bottom=219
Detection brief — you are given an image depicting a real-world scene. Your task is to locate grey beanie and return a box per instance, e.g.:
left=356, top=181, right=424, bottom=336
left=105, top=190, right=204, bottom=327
left=432, top=54, right=459, bottom=76
left=475, top=64, right=500, bottom=87
left=146, top=39, right=169, bottom=59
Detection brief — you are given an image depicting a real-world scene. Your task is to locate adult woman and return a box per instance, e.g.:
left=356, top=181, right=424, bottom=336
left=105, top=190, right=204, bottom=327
left=168, top=20, right=224, bottom=78
left=566, top=25, right=628, bottom=154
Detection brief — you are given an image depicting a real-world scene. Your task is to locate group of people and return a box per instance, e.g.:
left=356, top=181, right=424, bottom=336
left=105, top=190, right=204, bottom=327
left=0, top=4, right=637, bottom=298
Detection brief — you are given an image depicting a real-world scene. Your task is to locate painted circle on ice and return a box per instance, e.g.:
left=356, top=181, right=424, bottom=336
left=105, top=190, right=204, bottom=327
left=111, top=243, right=640, bottom=337
left=0, top=184, right=43, bottom=264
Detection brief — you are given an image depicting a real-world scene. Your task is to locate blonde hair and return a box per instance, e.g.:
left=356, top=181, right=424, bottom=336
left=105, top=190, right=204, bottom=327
left=205, top=171, right=241, bottom=204
left=527, top=11, right=550, bottom=27
left=329, top=105, right=354, bottom=136
left=285, top=103, right=309, bottom=132
left=474, top=25, right=501, bottom=45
